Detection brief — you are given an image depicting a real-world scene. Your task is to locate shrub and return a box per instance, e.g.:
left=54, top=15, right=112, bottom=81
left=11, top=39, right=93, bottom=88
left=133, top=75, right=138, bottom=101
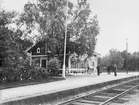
left=28, top=67, right=48, bottom=80
left=17, top=57, right=33, bottom=81
left=0, top=57, right=50, bottom=83
left=0, top=67, right=14, bottom=83
left=1, top=67, right=16, bottom=82
left=19, top=58, right=49, bottom=81
left=48, top=58, right=60, bottom=76
left=0, top=67, right=4, bottom=82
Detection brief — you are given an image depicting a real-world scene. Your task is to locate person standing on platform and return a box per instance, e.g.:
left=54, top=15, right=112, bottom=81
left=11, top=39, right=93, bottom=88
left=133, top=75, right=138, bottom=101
left=87, top=66, right=90, bottom=73
left=113, top=64, right=117, bottom=76
left=107, top=65, right=110, bottom=74
left=97, top=65, right=100, bottom=76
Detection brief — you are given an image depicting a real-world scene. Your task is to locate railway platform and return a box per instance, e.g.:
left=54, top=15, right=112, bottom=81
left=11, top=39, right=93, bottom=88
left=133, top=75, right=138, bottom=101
left=0, top=72, right=139, bottom=104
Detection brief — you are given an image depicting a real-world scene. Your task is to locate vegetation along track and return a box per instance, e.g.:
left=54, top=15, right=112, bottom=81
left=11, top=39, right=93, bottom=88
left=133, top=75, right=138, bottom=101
left=58, top=78, right=139, bottom=105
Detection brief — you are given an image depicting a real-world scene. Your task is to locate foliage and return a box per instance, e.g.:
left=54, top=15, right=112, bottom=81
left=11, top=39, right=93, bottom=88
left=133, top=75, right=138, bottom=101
left=120, top=50, right=129, bottom=69
left=120, top=51, right=139, bottom=71
left=48, top=58, right=60, bottom=76
left=99, top=55, right=110, bottom=67
left=127, top=52, right=139, bottom=71
left=109, top=49, right=124, bottom=68
left=100, top=49, right=124, bottom=69
left=17, top=57, right=48, bottom=81
left=0, top=0, right=100, bottom=83
left=0, top=10, right=32, bottom=68
left=28, top=66, right=48, bottom=80
left=0, top=57, right=49, bottom=83
left=100, top=49, right=139, bottom=71
left=20, top=0, right=99, bottom=66
left=15, top=38, right=33, bottom=51
left=0, top=10, right=15, bottom=67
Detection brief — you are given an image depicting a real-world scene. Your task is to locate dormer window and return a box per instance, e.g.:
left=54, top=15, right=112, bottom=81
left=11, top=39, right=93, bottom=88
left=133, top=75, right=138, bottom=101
left=37, top=48, right=40, bottom=53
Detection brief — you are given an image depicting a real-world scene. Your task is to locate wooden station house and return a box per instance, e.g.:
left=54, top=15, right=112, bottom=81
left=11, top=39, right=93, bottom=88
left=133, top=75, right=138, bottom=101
left=26, top=41, right=100, bottom=74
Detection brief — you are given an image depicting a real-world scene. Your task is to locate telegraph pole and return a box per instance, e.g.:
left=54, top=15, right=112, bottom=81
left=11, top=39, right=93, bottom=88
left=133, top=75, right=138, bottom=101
left=62, top=0, right=68, bottom=78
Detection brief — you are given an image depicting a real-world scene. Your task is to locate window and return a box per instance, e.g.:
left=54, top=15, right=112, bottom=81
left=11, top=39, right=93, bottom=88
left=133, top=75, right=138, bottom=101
left=92, top=62, right=94, bottom=66
left=37, top=48, right=40, bottom=53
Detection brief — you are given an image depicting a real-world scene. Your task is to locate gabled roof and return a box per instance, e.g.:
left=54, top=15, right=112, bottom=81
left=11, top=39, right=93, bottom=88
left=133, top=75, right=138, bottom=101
left=26, top=43, right=36, bottom=53
left=26, top=41, right=44, bottom=53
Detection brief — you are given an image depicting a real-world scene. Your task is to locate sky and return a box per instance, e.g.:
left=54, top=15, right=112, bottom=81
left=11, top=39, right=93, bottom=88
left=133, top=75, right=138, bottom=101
left=0, top=0, right=139, bottom=56
left=88, top=0, right=139, bottom=56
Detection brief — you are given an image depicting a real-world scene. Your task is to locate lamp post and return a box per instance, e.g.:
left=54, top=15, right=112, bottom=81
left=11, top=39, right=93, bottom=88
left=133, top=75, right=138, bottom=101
left=62, top=0, right=68, bottom=78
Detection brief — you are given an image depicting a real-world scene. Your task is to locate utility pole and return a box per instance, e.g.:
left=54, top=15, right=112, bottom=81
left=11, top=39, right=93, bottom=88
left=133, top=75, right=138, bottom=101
left=126, top=38, right=128, bottom=74
left=62, top=0, right=68, bottom=78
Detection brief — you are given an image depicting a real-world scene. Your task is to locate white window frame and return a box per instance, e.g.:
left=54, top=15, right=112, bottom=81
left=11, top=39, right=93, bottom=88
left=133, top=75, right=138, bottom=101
left=37, top=47, right=40, bottom=53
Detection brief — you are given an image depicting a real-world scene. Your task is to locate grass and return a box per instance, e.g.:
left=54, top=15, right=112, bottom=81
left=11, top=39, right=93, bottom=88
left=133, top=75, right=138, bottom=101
left=0, top=76, right=65, bottom=90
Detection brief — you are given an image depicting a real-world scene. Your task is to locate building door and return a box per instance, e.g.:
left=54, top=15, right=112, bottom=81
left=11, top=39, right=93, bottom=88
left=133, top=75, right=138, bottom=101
left=41, top=59, right=48, bottom=68
left=41, top=59, right=46, bottom=68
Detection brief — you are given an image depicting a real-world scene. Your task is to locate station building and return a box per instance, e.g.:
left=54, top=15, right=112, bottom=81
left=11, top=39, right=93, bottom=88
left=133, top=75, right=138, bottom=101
left=26, top=41, right=100, bottom=74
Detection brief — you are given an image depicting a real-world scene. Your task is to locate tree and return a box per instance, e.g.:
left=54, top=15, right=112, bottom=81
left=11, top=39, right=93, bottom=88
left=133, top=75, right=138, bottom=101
left=99, top=55, right=110, bottom=67
left=0, top=10, right=32, bottom=67
left=15, top=38, right=33, bottom=51
left=0, top=10, right=17, bottom=67
left=121, top=50, right=130, bottom=70
left=127, top=52, right=139, bottom=71
left=67, top=0, right=99, bottom=56
left=0, top=10, right=52, bottom=82
left=109, top=49, right=124, bottom=68
left=100, top=49, right=124, bottom=69
left=20, top=0, right=99, bottom=66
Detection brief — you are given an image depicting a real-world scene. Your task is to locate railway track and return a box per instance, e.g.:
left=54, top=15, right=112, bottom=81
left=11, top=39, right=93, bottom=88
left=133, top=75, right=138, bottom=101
left=58, top=78, right=139, bottom=105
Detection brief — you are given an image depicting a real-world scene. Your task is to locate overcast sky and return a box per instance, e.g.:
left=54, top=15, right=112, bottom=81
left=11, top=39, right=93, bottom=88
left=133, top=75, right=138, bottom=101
left=1, top=0, right=139, bottom=56
left=89, top=0, right=139, bottom=56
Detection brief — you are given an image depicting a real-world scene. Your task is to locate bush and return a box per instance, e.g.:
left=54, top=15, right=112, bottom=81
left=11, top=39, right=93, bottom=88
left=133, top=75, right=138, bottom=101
left=48, top=58, right=60, bottom=76
left=17, top=57, right=33, bottom=81
left=28, top=67, right=48, bottom=80
left=0, top=67, right=4, bottom=82
left=1, top=67, right=16, bottom=82
left=0, top=57, right=51, bottom=83
left=0, top=58, right=30, bottom=82
left=19, top=58, right=49, bottom=81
